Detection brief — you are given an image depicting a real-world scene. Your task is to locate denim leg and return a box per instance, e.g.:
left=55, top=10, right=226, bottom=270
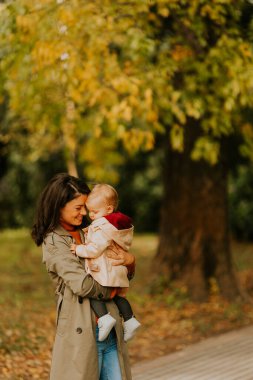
left=96, top=326, right=122, bottom=380
left=100, top=338, right=122, bottom=380
left=96, top=326, right=104, bottom=375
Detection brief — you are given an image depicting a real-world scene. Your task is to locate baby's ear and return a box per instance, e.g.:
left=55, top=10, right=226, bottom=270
left=107, top=205, right=114, bottom=214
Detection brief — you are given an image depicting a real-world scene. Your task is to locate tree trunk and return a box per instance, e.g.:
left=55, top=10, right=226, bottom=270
left=66, top=154, right=78, bottom=177
left=154, top=124, right=241, bottom=301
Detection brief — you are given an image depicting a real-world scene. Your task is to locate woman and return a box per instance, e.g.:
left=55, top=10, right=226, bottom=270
left=31, top=173, right=135, bottom=380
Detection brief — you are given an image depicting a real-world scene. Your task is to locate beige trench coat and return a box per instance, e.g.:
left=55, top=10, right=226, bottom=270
left=42, top=225, right=132, bottom=380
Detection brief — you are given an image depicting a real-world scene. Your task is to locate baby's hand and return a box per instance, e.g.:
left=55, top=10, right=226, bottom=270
left=70, top=244, right=77, bottom=255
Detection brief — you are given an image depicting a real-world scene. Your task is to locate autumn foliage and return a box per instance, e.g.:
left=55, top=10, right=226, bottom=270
left=1, top=0, right=253, bottom=179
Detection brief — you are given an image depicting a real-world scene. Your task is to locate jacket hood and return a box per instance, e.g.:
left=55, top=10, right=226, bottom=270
left=109, top=226, right=134, bottom=251
left=104, top=211, right=132, bottom=230
left=90, top=217, right=134, bottom=251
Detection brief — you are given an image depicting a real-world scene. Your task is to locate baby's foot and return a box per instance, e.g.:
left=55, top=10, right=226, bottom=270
left=123, top=317, right=141, bottom=342
left=98, top=313, right=116, bottom=341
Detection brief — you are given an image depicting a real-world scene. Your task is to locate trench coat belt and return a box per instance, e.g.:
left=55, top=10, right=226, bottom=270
left=55, top=280, right=66, bottom=325
left=55, top=279, right=65, bottom=297
left=55, top=280, right=83, bottom=305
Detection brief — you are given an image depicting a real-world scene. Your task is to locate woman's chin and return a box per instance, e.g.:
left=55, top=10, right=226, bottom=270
left=74, top=220, right=83, bottom=226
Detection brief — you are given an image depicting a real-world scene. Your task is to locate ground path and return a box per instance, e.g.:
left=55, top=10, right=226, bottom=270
left=132, top=325, right=253, bottom=380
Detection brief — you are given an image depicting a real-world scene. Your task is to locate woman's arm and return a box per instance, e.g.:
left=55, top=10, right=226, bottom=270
left=43, top=233, right=112, bottom=300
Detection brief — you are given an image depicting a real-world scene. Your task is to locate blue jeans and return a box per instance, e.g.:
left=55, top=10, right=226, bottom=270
left=96, top=326, right=122, bottom=380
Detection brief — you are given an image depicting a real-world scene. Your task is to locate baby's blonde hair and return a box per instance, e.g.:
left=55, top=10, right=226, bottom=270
left=88, top=183, right=119, bottom=210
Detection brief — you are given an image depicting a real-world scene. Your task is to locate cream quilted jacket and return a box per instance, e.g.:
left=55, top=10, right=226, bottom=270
left=76, top=217, right=134, bottom=287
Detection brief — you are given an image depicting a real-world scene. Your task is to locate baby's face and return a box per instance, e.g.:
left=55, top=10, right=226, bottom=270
left=86, top=197, right=112, bottom=221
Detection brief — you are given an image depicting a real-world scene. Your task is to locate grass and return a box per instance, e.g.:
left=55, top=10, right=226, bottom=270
left=1, top=229, right=253, bottom=379
left=0, top=228, right=54, bottom=306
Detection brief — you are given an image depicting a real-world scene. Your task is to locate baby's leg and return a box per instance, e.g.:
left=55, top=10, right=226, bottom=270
left=113, top=295, right=141, bottom=342
left=90, top=299, right=108, bottom=318
left=113, top=295, right=133, bottom=321
left=90, top=300, right=116, bottom=342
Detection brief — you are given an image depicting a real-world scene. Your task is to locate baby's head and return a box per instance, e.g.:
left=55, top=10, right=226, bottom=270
left=86, top=184, right=118, bottom=221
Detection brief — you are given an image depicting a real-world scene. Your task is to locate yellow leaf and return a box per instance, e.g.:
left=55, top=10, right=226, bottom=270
left=146, top=110, right=158, bottom=123
left=158, top=7, right=170, bottom=17
left=170, top=124, right=184, bottom=152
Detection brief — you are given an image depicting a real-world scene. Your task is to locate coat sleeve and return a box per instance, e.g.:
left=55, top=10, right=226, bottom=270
left=76, top=229, right=111, bottom=259
left=43, top=233, right=112, bottom=300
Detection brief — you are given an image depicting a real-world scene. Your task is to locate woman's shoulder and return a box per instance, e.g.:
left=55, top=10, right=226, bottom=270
left=42, top=230, right=73, bottom=262
left=43, top=226, right=74, bottom=247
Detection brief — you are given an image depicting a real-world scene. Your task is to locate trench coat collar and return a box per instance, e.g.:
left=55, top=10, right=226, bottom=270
left=53, top=224, right=85, bottom=243
left=53, top=224, right=75, bottom=236
left=53, top=224, right=85, bottom=240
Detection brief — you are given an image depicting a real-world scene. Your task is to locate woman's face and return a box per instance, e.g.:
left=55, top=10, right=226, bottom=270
left=60, top=194, right=88, bottom=226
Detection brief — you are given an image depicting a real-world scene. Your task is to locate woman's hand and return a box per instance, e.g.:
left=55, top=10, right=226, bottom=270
left=106, top=245, right=135, bottom=266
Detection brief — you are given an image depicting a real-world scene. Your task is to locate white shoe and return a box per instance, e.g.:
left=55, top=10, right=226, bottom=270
left=123, top=317, right=141, bottom=342
left=98, top=314, right=116, bottom=341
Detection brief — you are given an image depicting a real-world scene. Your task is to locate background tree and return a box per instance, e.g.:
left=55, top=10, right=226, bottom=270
left=148, top=1, right=253, bottom=300
left=1, top=0, right=253, bottom=300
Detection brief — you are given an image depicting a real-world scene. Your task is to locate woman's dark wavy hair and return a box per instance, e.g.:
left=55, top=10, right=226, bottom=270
left=31, top=173, right=90, bottom=246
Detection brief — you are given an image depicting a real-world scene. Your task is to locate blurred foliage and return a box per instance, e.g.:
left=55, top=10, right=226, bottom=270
left=0, top=145, right=163, bottom=231
left=1, top=0, right=253, bottom=180
left=1, top=0, right=253, bottom=237
left=0, top=149, right=67, bottom=228
left=0, top=0, right=160, bottom=181
left=117, top=148, right=163, bottom=232
left=229, top=164, right=253, bottom=241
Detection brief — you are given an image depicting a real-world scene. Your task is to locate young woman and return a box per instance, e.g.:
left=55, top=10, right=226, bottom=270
left=31, top=173, right=135, bottom=380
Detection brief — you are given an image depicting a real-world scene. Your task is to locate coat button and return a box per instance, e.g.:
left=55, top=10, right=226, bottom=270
left=98, top=293, right=104, bottom=299
left=78, top=296, right=83, bottom=304
left=76, top=327, right=82, bottom=334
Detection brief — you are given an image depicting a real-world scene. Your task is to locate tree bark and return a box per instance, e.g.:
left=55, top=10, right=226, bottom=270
left=154, top=124, right=241, bottom=301
left=66, top=154, right=78, bottom=177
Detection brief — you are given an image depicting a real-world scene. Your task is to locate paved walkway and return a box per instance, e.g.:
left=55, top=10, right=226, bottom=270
left=132, top=326, right=253, bottom=380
